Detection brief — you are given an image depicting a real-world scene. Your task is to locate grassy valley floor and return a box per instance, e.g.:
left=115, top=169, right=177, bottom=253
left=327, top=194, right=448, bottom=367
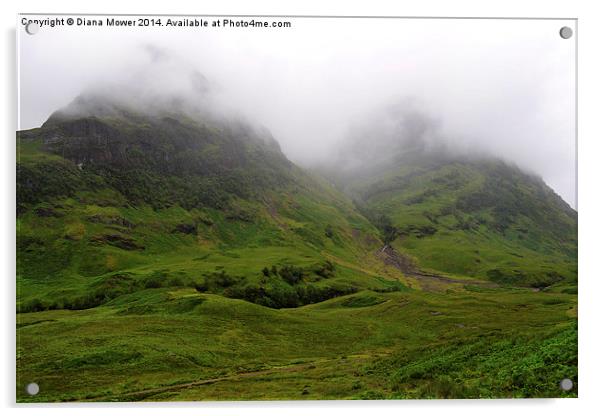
left=17, top=280, right=577, bottom=401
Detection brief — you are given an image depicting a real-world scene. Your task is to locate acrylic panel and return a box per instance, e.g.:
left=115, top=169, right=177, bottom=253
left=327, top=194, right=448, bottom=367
left=16, top=15, right=577, bottom=402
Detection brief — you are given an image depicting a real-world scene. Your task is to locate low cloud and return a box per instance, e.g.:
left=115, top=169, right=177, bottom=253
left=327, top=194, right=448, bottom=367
left=19, top=17, right=576, bottom=206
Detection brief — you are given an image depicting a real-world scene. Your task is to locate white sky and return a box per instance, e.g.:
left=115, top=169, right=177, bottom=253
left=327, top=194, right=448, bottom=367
left=18, top=16, right=576, bottom=207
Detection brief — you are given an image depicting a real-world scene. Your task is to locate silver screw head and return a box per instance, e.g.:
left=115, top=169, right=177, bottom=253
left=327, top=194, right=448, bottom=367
left=559, top=378, right=574, bottom=391
left=25, top=22, right=40, bottom=35
left=26, top=382, right=39, bottom=395
left=559, top=26, right=573, bottom=39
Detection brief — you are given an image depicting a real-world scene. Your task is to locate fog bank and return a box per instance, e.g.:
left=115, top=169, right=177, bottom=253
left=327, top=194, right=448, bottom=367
left=19, top=17, right=576, bottom=206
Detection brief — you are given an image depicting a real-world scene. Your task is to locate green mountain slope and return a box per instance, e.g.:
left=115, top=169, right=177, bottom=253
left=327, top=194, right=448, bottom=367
left=16, top=96, right=577, bottom=402
left=331, top=148, right=577, bottom=289
left=17, top=95, right=395, bottom=313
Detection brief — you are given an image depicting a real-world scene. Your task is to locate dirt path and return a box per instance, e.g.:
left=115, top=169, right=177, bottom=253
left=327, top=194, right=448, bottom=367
left=409, top=270, right=498, bottom=286
left=375, top=245, right=498, bottom=291
left=81, top=362, right=320, bottom=402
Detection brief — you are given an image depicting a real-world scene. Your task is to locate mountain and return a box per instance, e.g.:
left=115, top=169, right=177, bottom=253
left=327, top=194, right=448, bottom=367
left=17, top=93, right=399, bottom=313
left=16, top=95, right=577, bottom=402
left=323, top=110, right=577, bottom=289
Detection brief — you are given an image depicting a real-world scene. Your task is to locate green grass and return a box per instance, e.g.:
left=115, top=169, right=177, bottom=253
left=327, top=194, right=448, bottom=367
left=16, top=113, right=578, bottom=402
left=16, top=287, right=576, bottom=401
left=16, top=139, right=385, bottom=311
left=348, top=157, right=577, bottom=288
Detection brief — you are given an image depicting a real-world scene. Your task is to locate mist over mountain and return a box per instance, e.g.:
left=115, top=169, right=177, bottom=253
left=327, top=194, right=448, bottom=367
left=20, top=20, right=575, bottom=207
left=18, top=71, right=577, bottom=287
left=42, top=46, right=268, bottom=138
left=18, top=47, right=577, bottom=289
left=310, top=99, right=576, bottom=288
left=322, top=99, right=470, bottom=179
left=16, top=20, right=578, bottom=402
left=320, top=98, right=570, bottom=201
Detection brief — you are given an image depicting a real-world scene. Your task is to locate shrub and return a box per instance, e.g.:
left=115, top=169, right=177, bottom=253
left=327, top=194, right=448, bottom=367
left=278, top=265, right=305, bottom=285
left=195, top=270, right=243, bottom=293
left=18, top=298, right=46, bottom=313
left=314, top=261, right=335, bottom=279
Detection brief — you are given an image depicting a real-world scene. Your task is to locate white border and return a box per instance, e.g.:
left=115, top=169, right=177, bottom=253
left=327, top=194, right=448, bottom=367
left=3, top=1, right=601, bottom=415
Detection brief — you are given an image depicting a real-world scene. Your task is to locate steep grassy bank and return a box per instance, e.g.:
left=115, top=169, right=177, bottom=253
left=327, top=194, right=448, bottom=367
left=330, top=152, right=577, bottom=289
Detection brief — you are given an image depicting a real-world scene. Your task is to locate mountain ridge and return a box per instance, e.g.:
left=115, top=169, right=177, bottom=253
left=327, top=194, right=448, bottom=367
left=17, top=95, right=398, bottom=313
left=18, top=94, right=578, bottom=302
left=16, top=94, right=578, bottom=402
left=319, top=145, right=577, bottom=288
